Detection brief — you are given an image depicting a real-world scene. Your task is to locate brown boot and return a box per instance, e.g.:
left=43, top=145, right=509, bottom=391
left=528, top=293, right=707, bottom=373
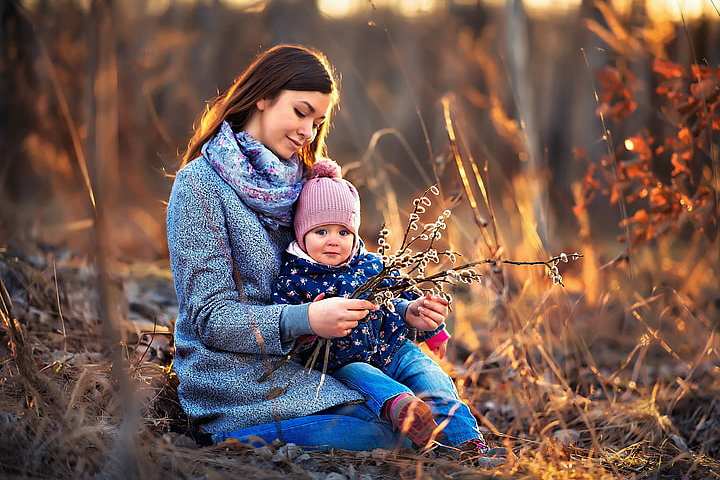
left=386, top=394, right=438, bottom=448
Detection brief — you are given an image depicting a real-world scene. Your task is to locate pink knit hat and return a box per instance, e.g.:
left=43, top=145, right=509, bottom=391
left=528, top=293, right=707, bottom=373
left=294, top=159, right=361, bottom=253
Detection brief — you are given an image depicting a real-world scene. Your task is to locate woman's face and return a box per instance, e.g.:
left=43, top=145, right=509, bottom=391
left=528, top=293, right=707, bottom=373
left=244, top=90, right=332, bottom=160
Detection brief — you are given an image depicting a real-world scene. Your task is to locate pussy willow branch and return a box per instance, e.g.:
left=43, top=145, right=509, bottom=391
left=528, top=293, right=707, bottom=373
left=398, top=185, right=436, bottom=253
left=355, top=253, right=584, bottom=299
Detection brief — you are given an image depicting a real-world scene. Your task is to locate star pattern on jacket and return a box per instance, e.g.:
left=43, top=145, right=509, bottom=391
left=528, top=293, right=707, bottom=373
left=271, top=243, right=444, bottom=372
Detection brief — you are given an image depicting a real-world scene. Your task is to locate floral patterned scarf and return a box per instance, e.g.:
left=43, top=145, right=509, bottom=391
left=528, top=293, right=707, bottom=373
left=202, top=121, right=305, bottom=229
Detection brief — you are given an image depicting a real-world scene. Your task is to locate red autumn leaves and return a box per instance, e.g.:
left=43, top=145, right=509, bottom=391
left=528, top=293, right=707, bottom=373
left=577, top=57, right=719, bottom=244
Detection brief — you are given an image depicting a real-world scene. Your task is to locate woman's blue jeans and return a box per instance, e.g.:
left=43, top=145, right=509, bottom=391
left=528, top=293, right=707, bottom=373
left=213, top=342, right=481, bottom=450
left=212, top=402, right=411, bottom=451
left=334, top=341, right=482, bottom=446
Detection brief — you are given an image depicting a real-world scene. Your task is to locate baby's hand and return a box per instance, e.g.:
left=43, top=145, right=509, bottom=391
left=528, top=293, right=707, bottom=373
left=405, top=293, right=448, bottom=331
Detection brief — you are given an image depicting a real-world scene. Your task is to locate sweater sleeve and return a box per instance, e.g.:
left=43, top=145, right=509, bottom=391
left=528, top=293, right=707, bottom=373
left=167, top=168, right=298, bottom=356
left=273, top=276, right=314, bottom=349
left=392, top=298, right=411, bottom=319
left=424, top=327, right=451, bottom=349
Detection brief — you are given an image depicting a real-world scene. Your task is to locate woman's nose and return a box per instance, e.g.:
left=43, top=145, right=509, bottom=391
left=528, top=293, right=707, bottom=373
left=297, top=119, right=313, bottom=141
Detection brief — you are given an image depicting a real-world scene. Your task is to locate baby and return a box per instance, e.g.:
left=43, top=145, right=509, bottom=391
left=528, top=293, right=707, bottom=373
left=272, top=160, right=489, bottom=457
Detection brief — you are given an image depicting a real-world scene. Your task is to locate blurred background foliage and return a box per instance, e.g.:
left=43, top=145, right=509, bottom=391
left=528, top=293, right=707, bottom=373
left=2, top=0, right=717, bottom=262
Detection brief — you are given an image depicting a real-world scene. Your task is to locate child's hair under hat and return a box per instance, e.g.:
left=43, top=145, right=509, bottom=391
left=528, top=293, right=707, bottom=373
left=294, top=159, right=361, bottom=253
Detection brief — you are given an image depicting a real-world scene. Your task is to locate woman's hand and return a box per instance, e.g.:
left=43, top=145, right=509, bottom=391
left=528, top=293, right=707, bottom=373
left=405, top=293, right=449, bottom=331
left=308, top=296, right=378, bottom=338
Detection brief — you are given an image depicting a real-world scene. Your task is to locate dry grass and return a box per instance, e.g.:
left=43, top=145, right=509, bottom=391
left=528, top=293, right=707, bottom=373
left=1, top=221, right=718, bottom=479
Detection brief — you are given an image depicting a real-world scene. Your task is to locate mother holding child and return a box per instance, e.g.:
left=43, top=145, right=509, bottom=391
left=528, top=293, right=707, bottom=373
left=166, top=44, right=504, bottom=466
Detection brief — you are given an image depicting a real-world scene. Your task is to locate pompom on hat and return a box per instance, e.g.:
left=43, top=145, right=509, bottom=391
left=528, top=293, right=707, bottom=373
left=294, top=159, right=361, bottom=253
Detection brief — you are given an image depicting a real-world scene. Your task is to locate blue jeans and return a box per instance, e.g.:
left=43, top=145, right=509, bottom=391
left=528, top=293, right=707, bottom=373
left=334, top=341, right=482, bottom=446
left=212, top=402, right=412, bottom=451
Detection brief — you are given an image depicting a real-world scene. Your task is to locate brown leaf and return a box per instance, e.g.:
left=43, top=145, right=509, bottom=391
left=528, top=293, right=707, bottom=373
left=633, top=209, right=649, bottom=223
left=671, top=153, right=691, bottom=176
left=265, top=387, right=286, bottom=400
left=677, top=127, right=693, bottom=145
left=622, top=158, right=648, bottom=180
left=597, top=66, right=623, bottom=90
left=626, top=135, right=653, bottom=160
left=649, top=188, right=669, bottom=207
left=653, top=58, right=684, bottom=79
left=622, top=209, right=649, bottom=226
left=690, top=78, right=719, bottom=100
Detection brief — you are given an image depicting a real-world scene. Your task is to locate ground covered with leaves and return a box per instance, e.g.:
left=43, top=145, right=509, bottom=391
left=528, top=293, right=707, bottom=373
left=1, top=234, right=718, bottom=479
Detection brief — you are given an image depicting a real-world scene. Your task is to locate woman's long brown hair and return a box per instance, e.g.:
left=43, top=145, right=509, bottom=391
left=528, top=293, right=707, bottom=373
left=180, top=44, right=339, bottom=170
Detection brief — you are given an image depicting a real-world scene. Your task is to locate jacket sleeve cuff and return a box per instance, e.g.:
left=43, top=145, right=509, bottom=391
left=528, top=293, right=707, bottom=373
left=424, top=328, right=451, bottom=350
left=279, top=303, right=313, bottom=348
left=394, top=299, right=412, bottom=319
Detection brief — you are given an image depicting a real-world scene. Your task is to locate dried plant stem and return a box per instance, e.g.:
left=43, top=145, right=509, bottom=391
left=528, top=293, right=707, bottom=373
left=315, top=340, right=332, bottom=398
left=17, top=4, right=96, bottom=210
left=51, top=258, right=67, bottom=353
left=441, top=96, right=494, bottom=253
left=361, top=128, right=434, bottom=188
left=356, top=254, right=582, bottom=304
left=468, top=157, right=500, bottom=251
left=368, top=3, right=439, bottom=186
left=0, top=276, right=67, bottom=420
left=304, top=339, right=325, bottom=372
left=581, top=48, right=633, bottom=275
left=449, top=95, right=502, bottom=252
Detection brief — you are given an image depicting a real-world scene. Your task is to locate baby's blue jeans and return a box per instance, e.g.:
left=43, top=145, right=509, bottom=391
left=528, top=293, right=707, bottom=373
left=334, top=340, right=482, bottom=446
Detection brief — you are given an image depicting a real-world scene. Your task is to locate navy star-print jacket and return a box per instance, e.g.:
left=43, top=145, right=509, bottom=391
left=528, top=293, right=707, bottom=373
left=271, top=245, right=445, bottom=371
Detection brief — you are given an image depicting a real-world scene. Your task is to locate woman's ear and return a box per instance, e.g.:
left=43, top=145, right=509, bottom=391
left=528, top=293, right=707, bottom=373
left=256, top=98, right=267, bottom=111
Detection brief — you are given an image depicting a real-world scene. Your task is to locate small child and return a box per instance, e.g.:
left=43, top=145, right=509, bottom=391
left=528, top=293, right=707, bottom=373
left=272, top=160, right=490, bottom=458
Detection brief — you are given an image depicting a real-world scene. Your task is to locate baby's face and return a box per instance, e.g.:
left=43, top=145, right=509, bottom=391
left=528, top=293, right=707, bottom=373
left=304, top=224, right=355, bottom=266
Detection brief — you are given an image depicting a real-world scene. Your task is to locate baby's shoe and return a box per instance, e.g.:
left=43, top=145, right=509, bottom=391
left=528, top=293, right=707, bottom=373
left=386, top=393, right=438, bottom=448
left=458, top=439, right=506, bottom=467
left=435, top=438, right=507, bottom=468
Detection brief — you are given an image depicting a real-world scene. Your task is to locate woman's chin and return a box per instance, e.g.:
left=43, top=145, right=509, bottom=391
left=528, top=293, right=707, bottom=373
left=267, top=145, right=293, bottom=160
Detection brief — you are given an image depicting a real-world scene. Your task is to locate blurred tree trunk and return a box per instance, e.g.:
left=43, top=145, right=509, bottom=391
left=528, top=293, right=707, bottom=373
left=504, top=0, right=549, bottom=251
left=92, top=0, right=119, bottom=203
left=546, top=0, right=599, bottom=194
left=0, top=2, right=37, bottom=202
left=86, top=0, right=139, bottom=476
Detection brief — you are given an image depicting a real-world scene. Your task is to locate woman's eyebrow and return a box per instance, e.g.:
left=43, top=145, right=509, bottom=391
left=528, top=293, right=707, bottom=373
left=300, top=100, right=326, bottom=119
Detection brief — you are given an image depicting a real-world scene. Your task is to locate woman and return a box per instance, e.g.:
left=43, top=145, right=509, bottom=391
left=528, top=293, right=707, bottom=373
left=166, top=44, right=441, bottom=451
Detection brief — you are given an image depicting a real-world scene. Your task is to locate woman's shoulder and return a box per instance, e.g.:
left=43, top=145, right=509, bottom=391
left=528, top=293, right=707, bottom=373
left=172, top=157, right=218, bottom=189
left=170, top=158, right=238, bottom=209
left=168, top=157, right=243, bottom=227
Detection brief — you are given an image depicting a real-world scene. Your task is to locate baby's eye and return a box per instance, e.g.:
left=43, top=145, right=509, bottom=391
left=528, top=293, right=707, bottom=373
left=314, top=228, right=327, bottom=235
left=339, top=230, right=351, bottom=236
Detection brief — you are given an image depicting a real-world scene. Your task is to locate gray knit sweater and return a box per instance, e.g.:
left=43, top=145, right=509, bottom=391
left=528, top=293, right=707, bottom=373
left=166, top=157, right=364, bottom=434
